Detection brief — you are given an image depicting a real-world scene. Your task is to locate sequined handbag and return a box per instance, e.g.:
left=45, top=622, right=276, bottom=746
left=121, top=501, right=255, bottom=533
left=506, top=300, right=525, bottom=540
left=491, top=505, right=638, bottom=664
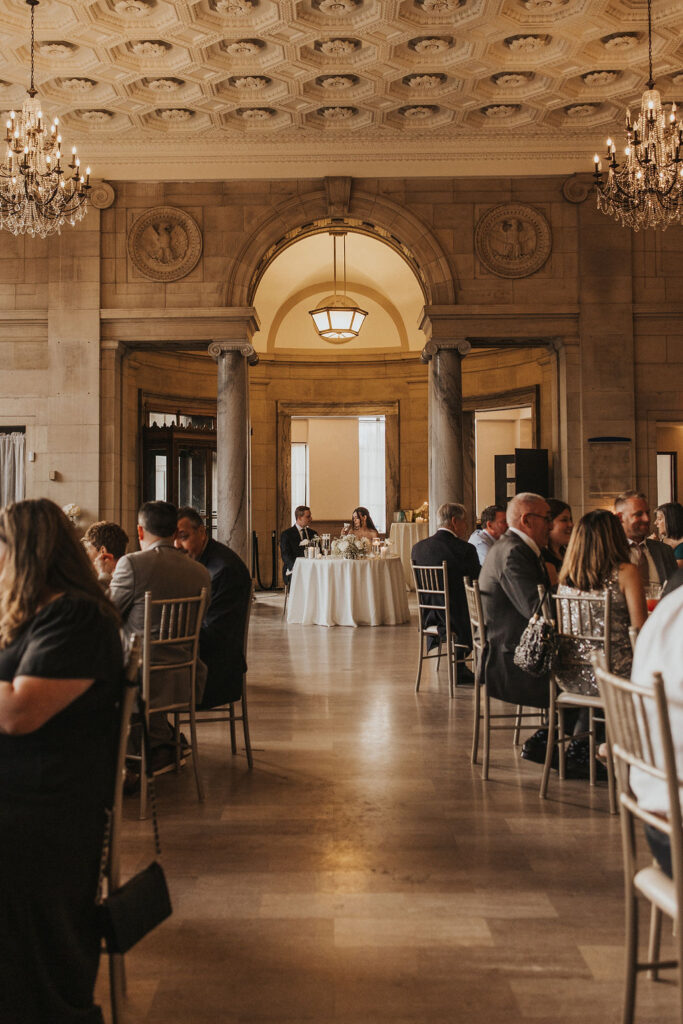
left=513, top=590, right=558, bottom=677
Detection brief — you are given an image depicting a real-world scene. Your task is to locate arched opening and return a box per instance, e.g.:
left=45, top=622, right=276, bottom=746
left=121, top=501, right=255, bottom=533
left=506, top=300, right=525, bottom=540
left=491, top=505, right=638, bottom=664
left=251, top=229, right=426, bottom=357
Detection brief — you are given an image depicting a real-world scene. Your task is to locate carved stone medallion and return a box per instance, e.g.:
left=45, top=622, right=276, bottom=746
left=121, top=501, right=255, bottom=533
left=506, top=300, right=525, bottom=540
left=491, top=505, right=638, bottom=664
left=128, top=206, right=202, bottom=282
left=474, top=204, right=551, bottom=279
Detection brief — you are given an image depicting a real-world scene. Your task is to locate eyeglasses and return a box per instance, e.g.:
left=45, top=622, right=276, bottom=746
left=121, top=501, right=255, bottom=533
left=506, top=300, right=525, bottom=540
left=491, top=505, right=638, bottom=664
left=526, top=513, right=553, bottom=524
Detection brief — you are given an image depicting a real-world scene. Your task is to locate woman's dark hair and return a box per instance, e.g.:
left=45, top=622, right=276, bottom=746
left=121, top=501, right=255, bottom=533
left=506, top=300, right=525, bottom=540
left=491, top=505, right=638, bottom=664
left=352, top=506, right=378, bottom=532
left=547, top=498, right=571, bottom=522
left=0, top=498, right=120, bottom=649
left=559, top=508, right=631, bottom=591
left=655, top=502, right=683, bottom=541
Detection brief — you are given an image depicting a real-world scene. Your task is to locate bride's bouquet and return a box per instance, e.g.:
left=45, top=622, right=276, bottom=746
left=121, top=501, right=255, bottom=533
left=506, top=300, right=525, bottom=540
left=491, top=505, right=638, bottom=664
left=331, top=535, right=370, bottom=560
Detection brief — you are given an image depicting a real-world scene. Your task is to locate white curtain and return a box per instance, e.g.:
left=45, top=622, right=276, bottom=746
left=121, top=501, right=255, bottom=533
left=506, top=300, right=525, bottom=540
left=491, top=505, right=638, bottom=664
left=0, top=432, right=26, bottom=507
left=291, top=442, right=309, bottom=523
left=358, top=416, right=386, bottom=533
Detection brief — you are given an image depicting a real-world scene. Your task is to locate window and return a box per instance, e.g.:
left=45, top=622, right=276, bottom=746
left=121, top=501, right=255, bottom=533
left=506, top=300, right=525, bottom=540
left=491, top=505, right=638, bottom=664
left=291, top=442, right=309, bottom=523
left=358, top=416, right=386, bottom=533
left=0, top=428, right=26, bottom=505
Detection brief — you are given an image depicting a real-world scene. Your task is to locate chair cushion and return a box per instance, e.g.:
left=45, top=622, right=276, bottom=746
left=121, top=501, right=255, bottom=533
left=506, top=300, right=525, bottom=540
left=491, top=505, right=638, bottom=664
left=634, top=864, right=677, bottom=919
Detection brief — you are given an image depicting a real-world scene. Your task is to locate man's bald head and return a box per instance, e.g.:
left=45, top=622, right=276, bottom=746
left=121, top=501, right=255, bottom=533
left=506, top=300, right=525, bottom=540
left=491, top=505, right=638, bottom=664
left=507, top=492, right=551, bottom=548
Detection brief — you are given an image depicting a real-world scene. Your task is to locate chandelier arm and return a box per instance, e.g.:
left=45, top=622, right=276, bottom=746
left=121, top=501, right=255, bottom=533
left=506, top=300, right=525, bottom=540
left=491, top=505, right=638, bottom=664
left=647, top=0, right=654, bottom=91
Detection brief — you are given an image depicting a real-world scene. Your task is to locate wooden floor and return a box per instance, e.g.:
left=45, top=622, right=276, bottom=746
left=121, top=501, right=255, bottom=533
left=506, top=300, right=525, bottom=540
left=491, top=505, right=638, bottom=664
left=102, top=592, right=679, bottom=1024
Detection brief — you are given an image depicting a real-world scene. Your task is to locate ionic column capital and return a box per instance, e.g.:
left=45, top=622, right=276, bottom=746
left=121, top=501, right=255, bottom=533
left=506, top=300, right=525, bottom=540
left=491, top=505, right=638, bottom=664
left=421, top=339, right=472, bottom=363
left=209, top=340, right=259, bottom=365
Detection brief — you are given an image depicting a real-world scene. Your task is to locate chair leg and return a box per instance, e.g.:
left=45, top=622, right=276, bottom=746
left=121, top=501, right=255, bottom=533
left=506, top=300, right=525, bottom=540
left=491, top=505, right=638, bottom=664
left=588, top=707, right=596, bottom=787
left=622, top=886, right=639, bottom=1024
left=512, top=705, right=523, bottom=747
left=241, top=692, right=253, bottom=770
left=447, top=641, right=455, bottom=699
left=109, top=953, right=125, bottom=1024
left=415, top=634, right=425, bottom=693
left=436, top=638, right=442, bottom=672
left=647, top=905, right=663, bottom=981
left=605, top=736, right=618, bottom=815
left=471, top=679, right=481, bottom=765
left=281, top=585, right=289, bottom=620
left=540, top=697, right=556, bottom=800
left=139, top=728, right=148, bottom=821
left=558, top=706, right=567, bottom=781
left=188, top=701, right=204, bottom=803
left=229, top=702, right=237, bottom=755
left=482, top=685, right=490, bottom=781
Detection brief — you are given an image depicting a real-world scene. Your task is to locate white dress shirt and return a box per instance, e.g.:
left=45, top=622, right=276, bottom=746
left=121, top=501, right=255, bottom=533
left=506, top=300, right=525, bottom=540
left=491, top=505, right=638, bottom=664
left=629, top=585, right=683, bottom=814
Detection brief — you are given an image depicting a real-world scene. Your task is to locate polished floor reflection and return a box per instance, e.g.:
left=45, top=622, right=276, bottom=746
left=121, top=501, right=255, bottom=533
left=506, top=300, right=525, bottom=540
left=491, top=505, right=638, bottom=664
left=103, top=593, right=677, bottom=1023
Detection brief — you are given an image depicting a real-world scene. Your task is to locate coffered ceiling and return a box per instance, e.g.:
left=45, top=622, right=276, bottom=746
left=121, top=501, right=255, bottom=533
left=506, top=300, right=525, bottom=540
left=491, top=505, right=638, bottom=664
left=0, top=0, right=681, bottom=179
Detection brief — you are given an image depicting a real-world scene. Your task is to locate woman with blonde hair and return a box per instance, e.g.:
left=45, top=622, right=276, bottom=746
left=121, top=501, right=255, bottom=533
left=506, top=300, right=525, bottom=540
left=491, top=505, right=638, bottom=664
left=0, top=498, right=123, bottom=1024
left=556, top=508, right=647, bottom=695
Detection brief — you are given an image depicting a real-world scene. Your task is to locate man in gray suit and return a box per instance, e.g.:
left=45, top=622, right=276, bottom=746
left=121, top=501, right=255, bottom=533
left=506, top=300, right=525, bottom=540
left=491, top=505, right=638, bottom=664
left=478, top=492, right=552, bottom=710
left=615, top=490, right=677, bottom=586
left=109, top=500, right=211, bottom=770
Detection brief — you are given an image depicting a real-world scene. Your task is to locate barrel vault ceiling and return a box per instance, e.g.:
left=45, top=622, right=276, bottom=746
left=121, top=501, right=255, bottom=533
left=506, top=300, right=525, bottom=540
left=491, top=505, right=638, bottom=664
left=0, top=0, right=680, bottom=179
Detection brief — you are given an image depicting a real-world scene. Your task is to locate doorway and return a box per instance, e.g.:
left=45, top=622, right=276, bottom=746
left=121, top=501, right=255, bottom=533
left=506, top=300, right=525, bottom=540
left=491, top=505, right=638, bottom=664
left=474, top=406, right=533, bottom=511
left=656, top=422, right=682, bottom=503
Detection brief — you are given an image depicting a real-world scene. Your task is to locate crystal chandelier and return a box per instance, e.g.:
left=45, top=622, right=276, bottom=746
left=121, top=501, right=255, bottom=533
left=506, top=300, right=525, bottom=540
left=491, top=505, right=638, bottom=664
left=308, top=232, right=368, bottom=343
left=592, top=0, right=683, bottom=231
left=0, top=0, right=91, bottom=238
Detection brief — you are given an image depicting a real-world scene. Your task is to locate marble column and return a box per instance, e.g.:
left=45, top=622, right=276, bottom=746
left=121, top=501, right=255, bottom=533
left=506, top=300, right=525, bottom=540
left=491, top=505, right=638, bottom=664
left=421, top=338, right=471, bottom=534
left=208, top=338, right=259, bottom=565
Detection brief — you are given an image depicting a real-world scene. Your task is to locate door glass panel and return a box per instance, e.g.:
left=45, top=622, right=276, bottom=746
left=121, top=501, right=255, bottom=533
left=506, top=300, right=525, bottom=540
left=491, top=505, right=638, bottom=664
left=211, top=450, right=217, bottom=536
left=178, top=448, right=207, bottom=514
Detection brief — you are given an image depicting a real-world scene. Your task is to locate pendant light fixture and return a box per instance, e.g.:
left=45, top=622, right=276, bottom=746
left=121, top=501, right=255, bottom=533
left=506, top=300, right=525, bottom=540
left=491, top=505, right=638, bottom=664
left=308, top=231, right=368, bottom=343
left=592, top=0, right=683, bottom=231
left=0, top=0, right=91, bottom=238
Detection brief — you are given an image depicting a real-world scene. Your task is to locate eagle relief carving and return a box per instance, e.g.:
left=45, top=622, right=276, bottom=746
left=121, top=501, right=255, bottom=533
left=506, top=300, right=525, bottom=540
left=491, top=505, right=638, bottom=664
left=128, top=206, right=202, bottom=282
left=474, top=204, right=552, bottom=279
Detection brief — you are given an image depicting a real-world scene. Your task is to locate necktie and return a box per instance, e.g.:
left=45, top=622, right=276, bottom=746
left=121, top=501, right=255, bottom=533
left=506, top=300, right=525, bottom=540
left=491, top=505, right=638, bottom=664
left=633, top=542, right=649, bottom=585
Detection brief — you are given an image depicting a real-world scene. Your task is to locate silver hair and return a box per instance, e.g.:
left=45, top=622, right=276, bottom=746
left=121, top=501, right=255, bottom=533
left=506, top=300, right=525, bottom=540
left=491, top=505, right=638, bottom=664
left=506, top=492, right=546, bottom=527
left=437, top=502, right=466, bottom=526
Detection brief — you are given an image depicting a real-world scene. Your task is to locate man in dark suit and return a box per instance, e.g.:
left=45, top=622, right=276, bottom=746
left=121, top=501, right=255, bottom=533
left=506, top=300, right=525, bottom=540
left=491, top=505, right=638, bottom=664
left=615, top=490, right=677, bottom=586
left=478, top=492, right=552, bottom=710
left=176, top=506, right=252, bottom=709
left=411, top=501, right=481, bottom=681
left=280, top=505, right=319, bottom=584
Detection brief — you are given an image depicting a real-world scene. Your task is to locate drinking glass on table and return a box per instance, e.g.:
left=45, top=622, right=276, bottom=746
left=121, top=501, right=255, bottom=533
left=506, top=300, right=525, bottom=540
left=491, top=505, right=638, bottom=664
left=645, top=583, right=662, bottom=613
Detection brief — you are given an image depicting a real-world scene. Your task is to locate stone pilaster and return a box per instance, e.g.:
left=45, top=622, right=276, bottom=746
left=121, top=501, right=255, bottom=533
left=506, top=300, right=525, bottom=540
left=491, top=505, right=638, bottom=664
left=209, top=325, right=259, bottom=565
left=419, top=314, right=471, bottom=532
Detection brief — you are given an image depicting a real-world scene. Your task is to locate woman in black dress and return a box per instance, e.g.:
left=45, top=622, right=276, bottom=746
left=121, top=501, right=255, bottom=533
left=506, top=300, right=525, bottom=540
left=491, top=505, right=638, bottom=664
left=0, top=498, right=124, bottom=1024
left=542, top=498, right=574, bottom=587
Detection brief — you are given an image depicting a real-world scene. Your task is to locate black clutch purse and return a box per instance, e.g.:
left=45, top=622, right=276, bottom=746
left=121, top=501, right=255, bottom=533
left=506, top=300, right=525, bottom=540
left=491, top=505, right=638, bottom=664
left=97, top=695, right=172, bottom=955
left=513, top=589, right=558, bottom=677
left=99, top=860, right=171, bottom=955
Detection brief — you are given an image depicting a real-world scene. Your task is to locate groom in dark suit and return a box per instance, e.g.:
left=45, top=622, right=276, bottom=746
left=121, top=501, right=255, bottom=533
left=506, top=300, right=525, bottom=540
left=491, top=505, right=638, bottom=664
left=478, top=492, right=552, bottom=710
left=411, top=501, right=481, bottom=679
left=280, top=505, right=319, bottom=584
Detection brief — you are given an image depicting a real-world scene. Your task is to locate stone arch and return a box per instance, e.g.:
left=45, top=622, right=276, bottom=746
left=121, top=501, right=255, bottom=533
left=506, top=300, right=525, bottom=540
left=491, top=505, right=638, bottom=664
left=223, top=183, right=457, bottom=307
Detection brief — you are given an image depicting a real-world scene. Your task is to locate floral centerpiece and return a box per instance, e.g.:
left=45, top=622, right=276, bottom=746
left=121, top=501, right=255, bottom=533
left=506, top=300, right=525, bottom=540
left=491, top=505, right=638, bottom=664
left=331, top=535, right=370, bottom=560
left=62, top=503, right=81, bottom=525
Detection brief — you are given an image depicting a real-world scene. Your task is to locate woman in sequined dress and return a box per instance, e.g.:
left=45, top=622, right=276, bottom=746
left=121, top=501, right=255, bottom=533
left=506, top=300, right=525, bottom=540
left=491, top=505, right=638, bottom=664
left=555, top=509, right=647, bottom=695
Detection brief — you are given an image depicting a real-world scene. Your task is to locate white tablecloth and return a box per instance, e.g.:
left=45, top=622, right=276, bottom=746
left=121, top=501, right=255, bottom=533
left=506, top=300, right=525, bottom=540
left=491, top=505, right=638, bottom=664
left=389, top=521, right=429, bottom=590
left=287, top=556, right=410, bottom=627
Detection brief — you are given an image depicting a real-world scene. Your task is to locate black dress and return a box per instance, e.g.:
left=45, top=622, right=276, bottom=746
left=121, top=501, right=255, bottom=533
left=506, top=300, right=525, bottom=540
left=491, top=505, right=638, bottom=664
left=0, top=594, right=123, bottom=1024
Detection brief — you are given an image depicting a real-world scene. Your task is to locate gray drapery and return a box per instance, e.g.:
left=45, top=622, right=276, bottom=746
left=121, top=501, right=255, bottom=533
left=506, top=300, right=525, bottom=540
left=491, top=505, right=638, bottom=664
left=0, top=432, right=25, bottom=506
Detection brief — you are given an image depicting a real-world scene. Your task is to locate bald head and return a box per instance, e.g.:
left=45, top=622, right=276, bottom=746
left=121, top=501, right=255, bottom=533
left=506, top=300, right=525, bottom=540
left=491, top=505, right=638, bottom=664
left=507, top=492, right=551, bottom=548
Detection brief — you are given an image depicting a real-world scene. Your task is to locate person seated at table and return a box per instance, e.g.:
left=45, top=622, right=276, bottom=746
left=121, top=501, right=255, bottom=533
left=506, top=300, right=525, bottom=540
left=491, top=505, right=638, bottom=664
left=411, top=501, right=480, bottom=684
left=615, top=489, right=677, bottom=586
left=541, top=498, right=573, bottom=587
left=83, top=519, right=129, bottom=585
left=654, top=501, right=683, bottom=569
left=0, top=498, right=124, bottom=1024
left=467, top=503, right=507, bottom=566
left=629, top=581, right=683, bottom=878
left=175, top=506, right=252, bottom=709
left=556, top=509, right=647, bottom=696
left=342, top=507, right=379, bottom=542
left=280, top=506, right=319, bottom=584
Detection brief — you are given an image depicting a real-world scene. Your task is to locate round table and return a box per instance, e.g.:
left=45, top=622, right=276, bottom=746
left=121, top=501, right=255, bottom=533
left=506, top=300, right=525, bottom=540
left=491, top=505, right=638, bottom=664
left=286, top=556, right=410, bottom=627
left=389, top=521, right=429, bottom=590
